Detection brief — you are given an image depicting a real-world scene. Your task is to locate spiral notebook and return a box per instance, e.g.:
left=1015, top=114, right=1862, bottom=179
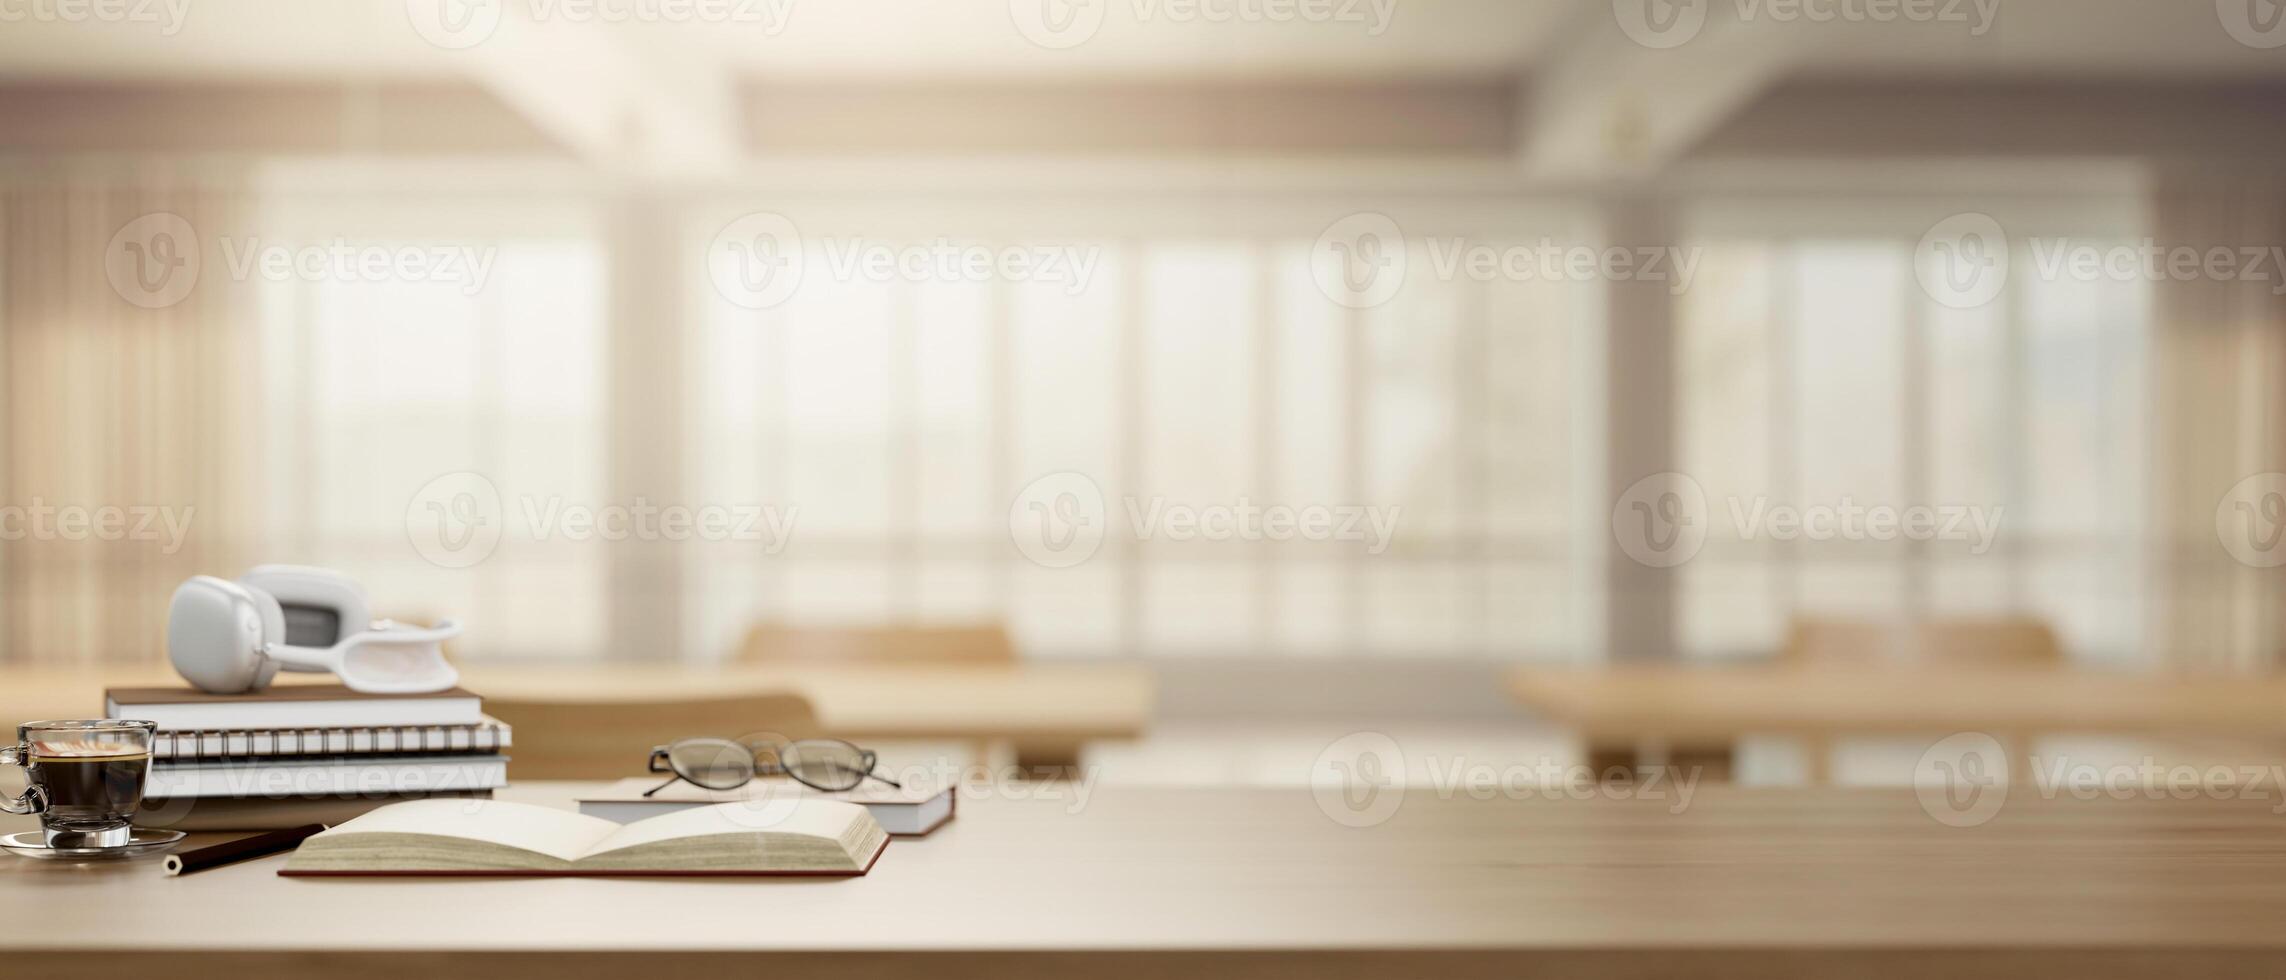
left=149, top=717, right=512, bottom=761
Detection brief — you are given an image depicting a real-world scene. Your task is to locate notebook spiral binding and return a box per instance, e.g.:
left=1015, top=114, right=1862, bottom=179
left=152, top=720, right=511, bottom=761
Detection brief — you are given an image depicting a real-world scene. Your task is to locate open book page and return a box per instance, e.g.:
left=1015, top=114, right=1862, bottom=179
left=318, top=798, right=622, bottom=863
left=584, top=799, right=871, bottom=859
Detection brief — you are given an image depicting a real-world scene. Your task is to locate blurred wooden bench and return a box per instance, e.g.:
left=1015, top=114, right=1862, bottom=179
left=486, top=692, right=820, bottom=780
left=1507, top=617, right=2286, bottom=784
left=1783, top=616, right=2064, bottom=670
left=741, top=622, right=1017, bottom=664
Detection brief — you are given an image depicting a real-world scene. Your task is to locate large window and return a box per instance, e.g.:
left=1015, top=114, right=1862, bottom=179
left=235, top=187, right=2154, bottom=665
left=255, top=194, right=608, bottom=659
left=685, top=199, right=1606, bottom=661
left=1675, top=194, right=2150, bottom=663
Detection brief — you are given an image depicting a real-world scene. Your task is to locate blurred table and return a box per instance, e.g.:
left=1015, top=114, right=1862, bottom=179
left=1507, top=664, right=2286, bottom=781
left=10, top=783, right=2286, bottom=978
left=0, top=661, right=1155, bottom=768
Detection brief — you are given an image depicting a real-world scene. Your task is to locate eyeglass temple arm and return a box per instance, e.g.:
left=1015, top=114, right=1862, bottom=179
left=843, top=757, right=902, bottom=789
left=641, top=748, right=683, bottom=797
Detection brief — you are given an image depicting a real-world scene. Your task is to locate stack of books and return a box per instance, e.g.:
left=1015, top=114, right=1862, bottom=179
left=104, top=684, right=510, bottom=831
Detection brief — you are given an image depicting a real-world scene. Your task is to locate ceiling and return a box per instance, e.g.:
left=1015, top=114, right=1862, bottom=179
left=0, top=0, right=1560, bottom=81
left=0, top=0, right=2279, bottom=85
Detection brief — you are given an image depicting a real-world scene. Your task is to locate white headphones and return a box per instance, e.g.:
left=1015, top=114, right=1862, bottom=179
left=166, top=565, right=464, bottom=695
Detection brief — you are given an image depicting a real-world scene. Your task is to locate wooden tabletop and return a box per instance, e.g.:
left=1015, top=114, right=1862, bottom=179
left=0, top=661, right=1155, bottom=743
left=9, top=782, right=2286, bottom=977
left=1507, top=664, right=2286, bottom=740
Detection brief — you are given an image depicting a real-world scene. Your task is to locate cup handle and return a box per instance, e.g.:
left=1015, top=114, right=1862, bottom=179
left=0, top=745, right=44, bottom=816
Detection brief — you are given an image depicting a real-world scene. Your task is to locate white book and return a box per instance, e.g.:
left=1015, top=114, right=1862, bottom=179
left=146, top=754, right=508, bottom=799
left=576, top=777, right=956, bottom=836
left=105, top=684, right=486, bottom=730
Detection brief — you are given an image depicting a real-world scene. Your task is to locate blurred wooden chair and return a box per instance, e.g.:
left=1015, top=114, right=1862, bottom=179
left=1783, top=616, right=2064, bottom=669
left=738, top=622, right=1036, bottom=768
left=1782, top=615, right=2064, bottom=783
left=488, top=693, right=820, bottom=780
left=739, top=622, right=1018, bottom=664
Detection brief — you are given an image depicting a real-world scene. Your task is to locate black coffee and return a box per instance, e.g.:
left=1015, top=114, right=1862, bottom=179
left=28, top=752, right=149, bottom=826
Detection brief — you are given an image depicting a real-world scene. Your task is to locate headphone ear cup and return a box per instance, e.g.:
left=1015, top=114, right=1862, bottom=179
left=244, top=585, right=289, bottom=676
left=167, top=576, right=279, bottom=694
left=239, top=565, right=371, bottom=645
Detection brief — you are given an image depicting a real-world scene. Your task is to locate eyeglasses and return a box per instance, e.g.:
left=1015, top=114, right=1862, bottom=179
left=643, top=736, right=903, bottom=797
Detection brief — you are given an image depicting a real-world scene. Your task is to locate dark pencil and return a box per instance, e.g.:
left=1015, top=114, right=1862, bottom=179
left=163, top=824, right=328, bottom=877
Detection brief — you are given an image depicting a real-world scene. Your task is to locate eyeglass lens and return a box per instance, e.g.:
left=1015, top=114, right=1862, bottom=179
left=666, top=738, right=757, bottom=790
left=780, top=740, right=870, bottom=791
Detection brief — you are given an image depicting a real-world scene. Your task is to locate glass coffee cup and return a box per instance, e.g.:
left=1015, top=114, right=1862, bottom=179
left=1, top=720, right=158, bottom=849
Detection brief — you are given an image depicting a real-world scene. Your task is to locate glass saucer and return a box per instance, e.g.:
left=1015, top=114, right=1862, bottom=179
left=0, top=828, right=186, bottom=861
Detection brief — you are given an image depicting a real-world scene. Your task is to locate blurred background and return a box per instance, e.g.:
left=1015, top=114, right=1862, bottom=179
left=3, top=0, right=2285, bottom=786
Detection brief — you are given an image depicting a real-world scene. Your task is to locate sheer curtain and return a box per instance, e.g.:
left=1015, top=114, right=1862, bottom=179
left=2150, top=169, right=2286, bottom=670
left=0, top=167, right=259, bottom=666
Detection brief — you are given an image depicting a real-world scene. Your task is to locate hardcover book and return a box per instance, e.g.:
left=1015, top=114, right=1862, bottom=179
left=576, top=776, right=955, bottom=836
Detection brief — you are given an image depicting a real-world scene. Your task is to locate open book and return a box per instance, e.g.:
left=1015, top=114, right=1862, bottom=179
left=280, top=798, right=887, bottom=877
